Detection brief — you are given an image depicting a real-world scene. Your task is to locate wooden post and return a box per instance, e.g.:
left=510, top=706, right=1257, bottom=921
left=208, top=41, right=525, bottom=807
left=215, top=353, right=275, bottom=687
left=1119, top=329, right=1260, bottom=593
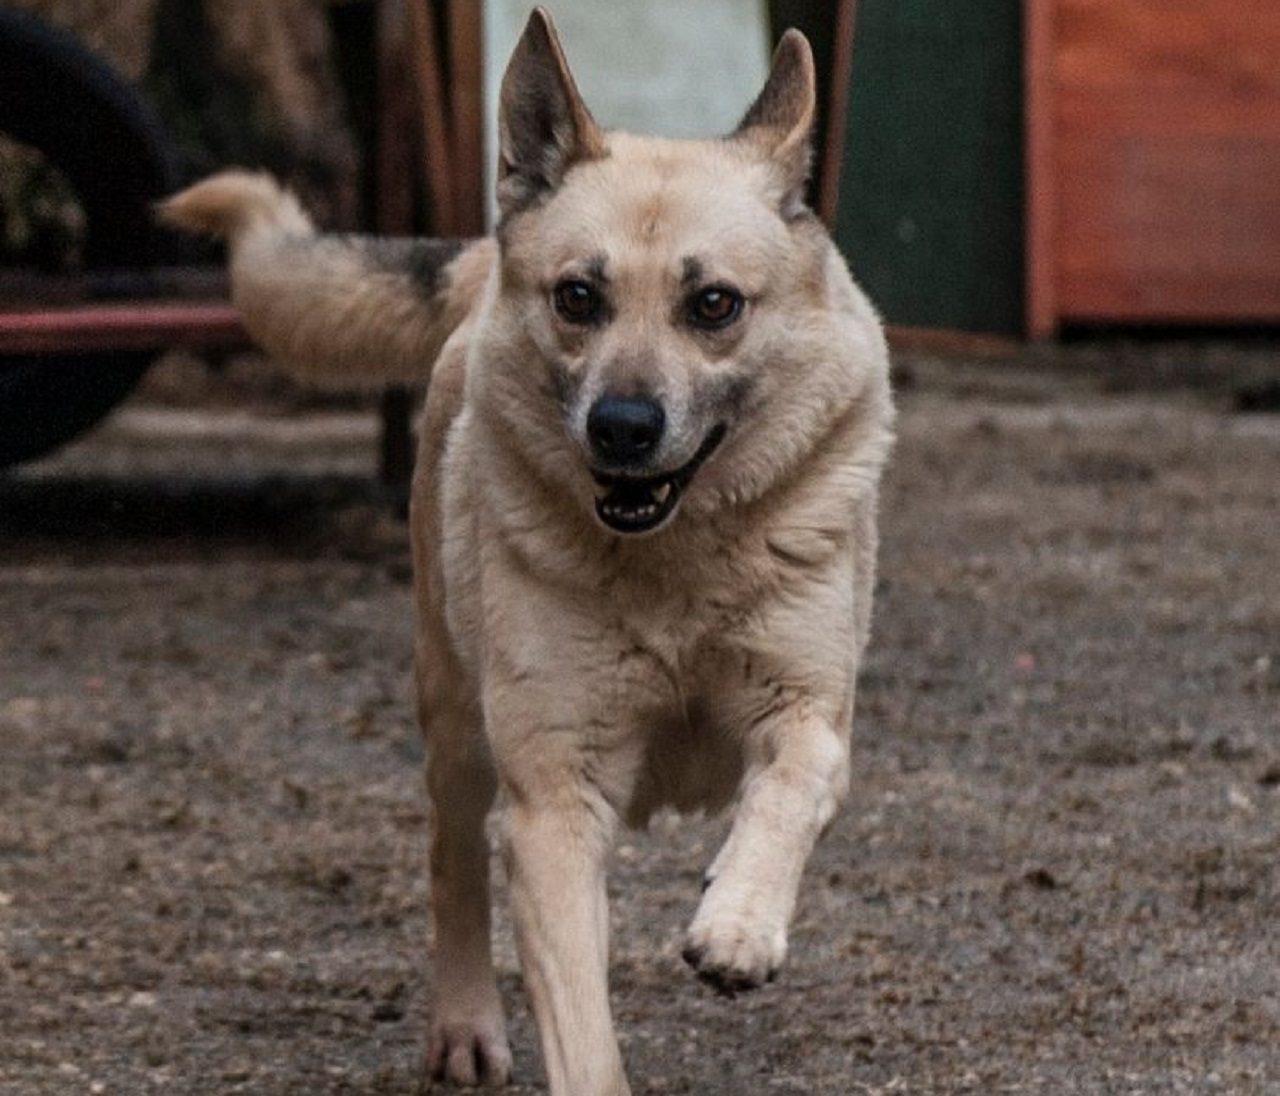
left=444, top=0, right=486, bottom=235
left=1024, top=1, right=1057, bottom=340
left=376, top=0, right=420, bottom=490
left=817, top=0, right=856, bottom=228
left=374, top=1, right=488, bottom=490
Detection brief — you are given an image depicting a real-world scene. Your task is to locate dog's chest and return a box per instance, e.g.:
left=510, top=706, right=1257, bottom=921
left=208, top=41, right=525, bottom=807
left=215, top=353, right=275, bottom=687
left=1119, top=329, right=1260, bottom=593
left=607, top=607, right=791, bottom=824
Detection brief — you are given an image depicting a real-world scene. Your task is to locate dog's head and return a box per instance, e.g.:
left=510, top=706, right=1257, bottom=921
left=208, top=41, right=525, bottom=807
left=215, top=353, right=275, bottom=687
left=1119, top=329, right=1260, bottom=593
left=477, top=8, right=880, bottom=537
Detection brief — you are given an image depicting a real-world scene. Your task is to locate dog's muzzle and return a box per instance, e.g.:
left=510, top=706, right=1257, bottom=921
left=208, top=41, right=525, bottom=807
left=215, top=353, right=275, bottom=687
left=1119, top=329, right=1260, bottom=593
left=591, top=424, right=726, bottom=534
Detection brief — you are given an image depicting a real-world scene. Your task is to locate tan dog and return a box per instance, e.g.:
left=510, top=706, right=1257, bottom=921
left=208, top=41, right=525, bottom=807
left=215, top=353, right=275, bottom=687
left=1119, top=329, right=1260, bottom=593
left=163, top=9, right=893, bottom=1094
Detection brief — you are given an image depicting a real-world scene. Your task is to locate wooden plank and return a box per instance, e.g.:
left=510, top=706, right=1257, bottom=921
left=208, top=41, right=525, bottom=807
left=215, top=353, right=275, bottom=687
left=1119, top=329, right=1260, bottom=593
left=376, top=0, right=423, bottom=490
left=815, top=0, right=857, bottom=228
left=1058, top=92, right=1280, bottom=139
left=1033, top=0, right=1280, bottom=329
left=407, top=0, right=457, bottom=233
left=445, top=0, right=486, bottom=234
left=886, top=325, right=1022, bottom=357
left=0, top=302, right=246, bottom=355
left=1053, top=272, right=1280, bottom=325
left=1054, top=0, right=1280, bottom=100
left=1058, top=132, right=1280, bottom=319
left=1024, top=0, right=1058, bottom=338
left=376, top=0, right=418, bottom=236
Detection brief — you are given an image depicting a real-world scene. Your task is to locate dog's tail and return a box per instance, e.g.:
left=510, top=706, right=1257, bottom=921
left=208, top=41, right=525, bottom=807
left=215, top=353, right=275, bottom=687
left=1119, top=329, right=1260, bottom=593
left=159, top=171, right=493, bottom=387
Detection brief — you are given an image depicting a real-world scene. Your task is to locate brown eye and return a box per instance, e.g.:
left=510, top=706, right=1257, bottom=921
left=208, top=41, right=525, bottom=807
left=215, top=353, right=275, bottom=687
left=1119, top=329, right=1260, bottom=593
left=689, top=285, right=744, bottom=330
left=553, top=279, right=603, bottom=325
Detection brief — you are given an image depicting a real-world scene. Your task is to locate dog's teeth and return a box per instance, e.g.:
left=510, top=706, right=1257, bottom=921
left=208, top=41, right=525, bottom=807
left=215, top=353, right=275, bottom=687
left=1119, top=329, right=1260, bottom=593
left=603, top=503, right=658, bottom=520
left=651, top=482, right=672, bottom=505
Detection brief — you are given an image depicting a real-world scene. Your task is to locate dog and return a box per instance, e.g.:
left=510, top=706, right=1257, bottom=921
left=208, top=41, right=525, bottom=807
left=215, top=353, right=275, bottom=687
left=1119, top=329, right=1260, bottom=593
left=162, top=9, right=894, bottom=1094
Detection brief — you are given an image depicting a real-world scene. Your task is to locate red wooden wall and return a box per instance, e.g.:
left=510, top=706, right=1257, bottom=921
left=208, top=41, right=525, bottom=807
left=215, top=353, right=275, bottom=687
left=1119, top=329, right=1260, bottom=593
left=1026, top=0, right=1280, bottom=336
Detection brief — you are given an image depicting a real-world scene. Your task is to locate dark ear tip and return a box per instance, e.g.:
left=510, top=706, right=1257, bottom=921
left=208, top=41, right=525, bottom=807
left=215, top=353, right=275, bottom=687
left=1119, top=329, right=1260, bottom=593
left=525, top=6, right=560, bottom=49
left=513, top=6, right=557, bottom=60
left=527, top=6, right=552, bottom=35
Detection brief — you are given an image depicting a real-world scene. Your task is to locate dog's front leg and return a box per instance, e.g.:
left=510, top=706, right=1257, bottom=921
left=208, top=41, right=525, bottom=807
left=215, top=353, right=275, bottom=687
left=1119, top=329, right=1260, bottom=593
left=684, top=706, right=849, bottom=994
left=503, top=772, right=629, bottom=1096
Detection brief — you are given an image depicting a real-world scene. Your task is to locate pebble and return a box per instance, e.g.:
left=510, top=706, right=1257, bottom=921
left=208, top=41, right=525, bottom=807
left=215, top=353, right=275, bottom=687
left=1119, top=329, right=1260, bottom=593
left=1227, top=786, right=1256, bottom=814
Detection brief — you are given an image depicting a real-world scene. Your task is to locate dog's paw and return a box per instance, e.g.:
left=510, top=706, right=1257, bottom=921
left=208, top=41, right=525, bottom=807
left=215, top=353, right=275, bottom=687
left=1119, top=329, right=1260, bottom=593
left=681, top=906, right=787, bottom=997
left=425, top=1016, right=512, bottom=1088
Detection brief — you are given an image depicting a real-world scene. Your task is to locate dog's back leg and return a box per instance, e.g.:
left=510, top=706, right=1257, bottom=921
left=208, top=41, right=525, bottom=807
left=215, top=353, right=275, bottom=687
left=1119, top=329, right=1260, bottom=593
left=418, top=671, right=512, bottom=1086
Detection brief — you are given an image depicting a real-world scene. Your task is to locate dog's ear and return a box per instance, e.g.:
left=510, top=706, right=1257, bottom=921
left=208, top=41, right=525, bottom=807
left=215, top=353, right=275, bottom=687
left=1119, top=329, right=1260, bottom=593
left=732, top=29, right=817, bottom=218
left=497, top=7, right=606, bottom=219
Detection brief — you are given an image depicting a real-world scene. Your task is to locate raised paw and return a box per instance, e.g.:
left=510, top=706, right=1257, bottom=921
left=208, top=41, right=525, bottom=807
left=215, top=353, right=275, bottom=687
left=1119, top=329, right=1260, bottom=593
left=425, top=1017, right=512, bottom=1088
left=682, top=903, right=787, bottom=997
left=681, top=941, right=780, bottom=996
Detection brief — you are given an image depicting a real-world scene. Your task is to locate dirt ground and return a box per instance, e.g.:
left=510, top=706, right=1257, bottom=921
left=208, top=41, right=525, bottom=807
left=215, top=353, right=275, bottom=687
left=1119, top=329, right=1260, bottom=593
left=1, top=341, right=1277, bottom=1095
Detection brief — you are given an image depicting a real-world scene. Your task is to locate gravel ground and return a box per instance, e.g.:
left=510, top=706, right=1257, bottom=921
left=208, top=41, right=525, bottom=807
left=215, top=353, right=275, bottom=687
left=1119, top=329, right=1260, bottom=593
left=1, top=343, right=1277, bottom=1095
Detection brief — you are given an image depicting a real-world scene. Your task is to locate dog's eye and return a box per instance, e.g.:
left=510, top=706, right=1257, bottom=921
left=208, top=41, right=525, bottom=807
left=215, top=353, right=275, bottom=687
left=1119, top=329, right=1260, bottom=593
left=688, top=285, right=744, bottom=330
left=553, top=279, right=603, bottom=325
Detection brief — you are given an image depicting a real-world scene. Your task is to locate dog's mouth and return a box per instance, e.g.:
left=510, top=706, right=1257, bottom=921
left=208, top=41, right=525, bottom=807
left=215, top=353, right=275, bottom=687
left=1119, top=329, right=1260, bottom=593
left=592, top=425, right=726, bottom=535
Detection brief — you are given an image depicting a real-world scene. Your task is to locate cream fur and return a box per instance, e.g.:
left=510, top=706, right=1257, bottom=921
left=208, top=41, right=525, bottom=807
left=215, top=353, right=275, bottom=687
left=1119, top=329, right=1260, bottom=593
left=162, top=11, right=894, bottom=1096
left=161, top=171, right=495, bottom=388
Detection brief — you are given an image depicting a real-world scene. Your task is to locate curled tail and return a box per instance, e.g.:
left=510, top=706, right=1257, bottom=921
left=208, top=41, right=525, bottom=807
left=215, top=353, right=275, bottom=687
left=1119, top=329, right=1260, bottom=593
left=159, top=170, right=493, bottom=387
left=158, top=171, right=312, bottom=240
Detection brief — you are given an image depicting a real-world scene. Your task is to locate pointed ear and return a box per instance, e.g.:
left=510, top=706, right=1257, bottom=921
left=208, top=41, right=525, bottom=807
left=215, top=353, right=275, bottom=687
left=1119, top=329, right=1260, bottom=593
left=732, top=29, right=817, bottom=218
left=497, top=7, right=606, bottom=219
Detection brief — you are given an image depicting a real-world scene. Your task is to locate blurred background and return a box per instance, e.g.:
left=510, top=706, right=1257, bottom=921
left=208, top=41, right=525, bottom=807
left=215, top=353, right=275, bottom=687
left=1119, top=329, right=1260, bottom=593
left=0, top=0, right=1276, bottom=467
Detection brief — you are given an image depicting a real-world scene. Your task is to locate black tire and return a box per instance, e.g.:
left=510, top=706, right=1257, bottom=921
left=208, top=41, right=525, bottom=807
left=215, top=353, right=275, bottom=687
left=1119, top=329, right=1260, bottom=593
left=0, top=9, right=182, bottom=468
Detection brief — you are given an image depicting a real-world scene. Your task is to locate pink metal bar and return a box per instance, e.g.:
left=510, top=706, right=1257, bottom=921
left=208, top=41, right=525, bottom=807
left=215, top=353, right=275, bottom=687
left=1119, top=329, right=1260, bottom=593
left=0, top=301, right=247, bottom=355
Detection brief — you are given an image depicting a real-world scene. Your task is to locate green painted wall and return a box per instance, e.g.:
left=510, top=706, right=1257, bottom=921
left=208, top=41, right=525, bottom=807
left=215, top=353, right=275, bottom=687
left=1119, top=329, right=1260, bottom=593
left=833, top=1, right=1024, bottom=333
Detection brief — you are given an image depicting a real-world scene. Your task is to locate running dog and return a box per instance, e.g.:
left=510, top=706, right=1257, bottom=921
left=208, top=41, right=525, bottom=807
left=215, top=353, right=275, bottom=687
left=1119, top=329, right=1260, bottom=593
left=162, top=9, right=894, bottom=1094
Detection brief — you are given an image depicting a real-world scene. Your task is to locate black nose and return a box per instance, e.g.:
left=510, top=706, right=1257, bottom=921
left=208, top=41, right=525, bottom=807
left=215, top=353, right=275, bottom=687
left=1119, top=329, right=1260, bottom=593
left=587, top=395, right=665, bottom=466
